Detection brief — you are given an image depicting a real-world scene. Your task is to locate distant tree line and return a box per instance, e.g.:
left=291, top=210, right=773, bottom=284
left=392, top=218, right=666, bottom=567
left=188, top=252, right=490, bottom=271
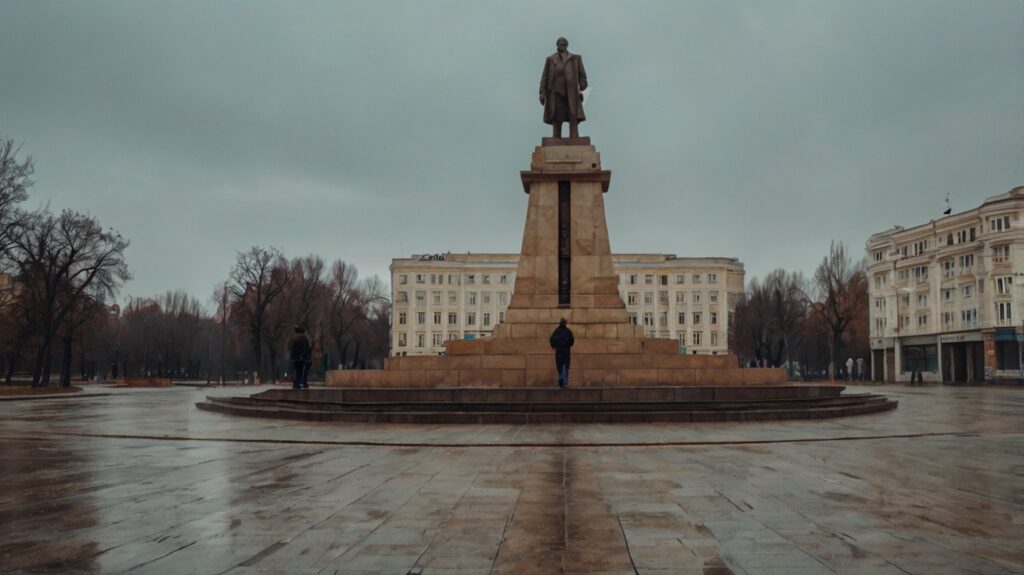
left=0, top=136, right=390, bottom=387
left=729, top=242, right=869, bottom=380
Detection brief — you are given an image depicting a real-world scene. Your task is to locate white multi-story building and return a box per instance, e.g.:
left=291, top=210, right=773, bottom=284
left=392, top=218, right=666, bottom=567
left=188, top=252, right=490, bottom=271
left=866, top=186, right=1024, bottom=383
left=391, top=253, right=744, bottom=356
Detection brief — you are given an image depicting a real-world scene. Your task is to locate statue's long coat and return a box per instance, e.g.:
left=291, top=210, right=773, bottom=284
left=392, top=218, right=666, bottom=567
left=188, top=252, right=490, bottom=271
left=540, top=52, right=587, bottom=124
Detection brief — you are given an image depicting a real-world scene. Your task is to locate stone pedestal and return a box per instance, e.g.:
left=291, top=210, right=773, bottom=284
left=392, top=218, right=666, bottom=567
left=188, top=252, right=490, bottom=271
left=325, top=138, right=787, bottom=389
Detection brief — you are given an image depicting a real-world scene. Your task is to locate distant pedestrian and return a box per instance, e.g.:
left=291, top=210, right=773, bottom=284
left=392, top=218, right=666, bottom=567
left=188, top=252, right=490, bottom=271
left=549, top=318, right=575, bottom=388
left=846, top=357, right=854, bottom=382
left=856, top=358, right=865, bottom=381
left=289, top=325, right=312, bottom=390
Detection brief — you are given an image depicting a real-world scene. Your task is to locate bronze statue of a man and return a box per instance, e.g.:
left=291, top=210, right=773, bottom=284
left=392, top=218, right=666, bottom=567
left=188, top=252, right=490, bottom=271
left=539, top=37, right=588, bottom=139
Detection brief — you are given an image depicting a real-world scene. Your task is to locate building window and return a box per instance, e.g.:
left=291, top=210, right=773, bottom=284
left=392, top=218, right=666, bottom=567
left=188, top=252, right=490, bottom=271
left=397, top=291, right=408, bottom=303
left=499, top=311, right=505, bottom=322
left=912, top=240, right=927, bottom=256
left=710, top=332, right=718, bottom=346
left=433, top=292, right=441, bottom=305
left=468, top=292, right=477, bottom=305
left=399, top=274, right=408, bottom=284
left=874, top=274, right=884, bottom=289
left=660, top=275, right=668, bottom=286
left=709, top=291, right=718, bottom=304
left=628, top=313, right=638, bottom=325
left=416, top=334, right=425, bottom=348
left=644, top=274, right=653, bottom=285
left=898, top=269, right=909, bottom=281
left=483, top=312, right=491, bottom=327
left=996, top=276, right=1013, bottom=295
left=398, top=333, right=407, bottom=347
left=692, top=292, right=701, bottom=304
left=942, top=311, right=954, bottom=327
left=961, top=283, right=973, bottom=298
left=467, top=312, right=477, bottom=326
left=875, top=297, right=886, bottom=310
left=627, top=293, right=638, bottom=305
left=996, top=302, right=1012, bottom=323
left=942, top=288, right=955, bottom=302
left=916, top=293, right=928, bottom=306
left=417, top=312, right=426, bottom=325
left=448, top=273, right=460, bottom=285
left=958, top=254, right=975, bottom=269
left=961, top=308, right=977, bottom=327
left=643, top=312, right=653, bottom=326
left=415, top=291, right=425, bottom=305
left=989, top=215, right=1011, bottom=232
left=416, top=274, right=425, bottom=284
left=482, top=274, right=491, bottom=284
left=430, top=274, right=439, bottom=285
left=942, top=259, right=954, bottom=279
left=693, top=312, right=702, bottom=324
left=707, top=273, right=717, bottom=283
left=433, top=333, right=443, bottom=346
left=677, top=312, right=685, bottom=325
left=433, top=312, right=442, bottom=325
left=499, top=274, right=509, bottom=284
left=692, top=331, right=702, bottom=346
left=659, top=291, right=668, bottom=305
left=448, top=312, right=457, bottom=325
left=659, top=312, right=667, bottom=327
left=628, top=274, right=638, bottom=285
left=449, top=292, right=458, bottom=305
left=675, top=291, right=686, bottom=304
left=873, top=250, right=883, bottom=262
left=710, top=312, right=718, bottom=325
left=900, top=292, right=910, bottom=307
left=917, top=315, right=929, bottom=328
left=644, top=292, right=653, bottom=305
left=692, top=273, right=702, bottom=284
left=466, top=274, right=475, bottom=284
left=499, top=292, right=508, bottom=306
left=483, top=293, right=491, bottom=305
left=675, top=274, right=685, bottom=284
left=992, top=244, right=1010, bottom=263
left=398, top=312, right=407, bottom=325
left=913, top=266, right=928, bottom=281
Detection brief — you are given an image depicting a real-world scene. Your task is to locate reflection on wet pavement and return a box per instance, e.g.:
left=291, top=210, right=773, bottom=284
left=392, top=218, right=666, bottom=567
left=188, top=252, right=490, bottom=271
left=0, top=384, right=1021, bottom=574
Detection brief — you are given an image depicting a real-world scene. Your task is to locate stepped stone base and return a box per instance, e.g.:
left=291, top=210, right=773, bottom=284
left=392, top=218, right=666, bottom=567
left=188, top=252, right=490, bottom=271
left=196, top=385, right=899, bottom=424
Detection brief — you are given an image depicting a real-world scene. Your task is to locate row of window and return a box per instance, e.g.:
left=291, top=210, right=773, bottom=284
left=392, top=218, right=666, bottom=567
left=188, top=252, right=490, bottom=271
left=397, top=310, right=504, bottom=327
left=622, top=272, right=718, bottom=286
left=876, top=303, right=1016, bottom=335
left=398, top=273, right=511, bottom=286
left=625, top=290, right=720, bottom=306
left=396, top=291, right=510, bottom=306
left=875, top=250, right=1010, bottom=289
left=872, top=216, right=1013, bottom=262
left=628, top=311, right=719, bottom=326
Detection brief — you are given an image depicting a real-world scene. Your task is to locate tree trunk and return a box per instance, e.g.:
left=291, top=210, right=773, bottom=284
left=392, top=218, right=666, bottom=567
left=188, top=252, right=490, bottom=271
left=60, top=333, right=73, bottom=387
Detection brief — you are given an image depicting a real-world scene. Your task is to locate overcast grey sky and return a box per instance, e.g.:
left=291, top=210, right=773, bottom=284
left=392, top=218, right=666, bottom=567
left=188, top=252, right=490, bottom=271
left=1, top=1, right=1021, bottom=306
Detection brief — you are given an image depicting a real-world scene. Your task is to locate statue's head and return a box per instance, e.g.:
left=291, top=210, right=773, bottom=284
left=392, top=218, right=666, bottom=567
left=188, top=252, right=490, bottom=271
left=556, top=37, right=568, bottom=53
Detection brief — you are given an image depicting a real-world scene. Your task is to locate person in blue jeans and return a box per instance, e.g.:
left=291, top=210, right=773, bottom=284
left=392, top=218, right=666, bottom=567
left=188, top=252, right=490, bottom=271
left=549, top=318, right=575, bottom=389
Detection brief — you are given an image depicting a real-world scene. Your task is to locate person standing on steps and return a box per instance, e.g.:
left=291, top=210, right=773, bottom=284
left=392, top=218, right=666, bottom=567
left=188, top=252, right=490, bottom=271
left=549, top=318, right=575, bottom=388
left=289, top=325, right=312, bottom=390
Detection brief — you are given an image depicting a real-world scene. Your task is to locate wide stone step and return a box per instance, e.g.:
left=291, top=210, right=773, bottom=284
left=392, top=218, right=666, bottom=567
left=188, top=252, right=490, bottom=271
left=387, top=353, right=738, bottom=371
left=327, top=366, right=785, bottom=388
left=258, top=385, right=845, bottom=404
left=210, top=394, right=887, bottom=414
left=196, top=396, right=898, bottom=424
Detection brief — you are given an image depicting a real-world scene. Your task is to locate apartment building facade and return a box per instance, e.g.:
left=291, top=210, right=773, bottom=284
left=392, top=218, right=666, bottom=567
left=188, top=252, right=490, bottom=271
left=391, top=253, right=745, bottom=356
left=866, top=186, right=1024, bottom=383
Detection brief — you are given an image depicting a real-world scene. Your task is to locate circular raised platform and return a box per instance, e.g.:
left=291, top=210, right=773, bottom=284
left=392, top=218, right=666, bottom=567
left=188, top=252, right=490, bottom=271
left=196, top=385, right=898, bottom=424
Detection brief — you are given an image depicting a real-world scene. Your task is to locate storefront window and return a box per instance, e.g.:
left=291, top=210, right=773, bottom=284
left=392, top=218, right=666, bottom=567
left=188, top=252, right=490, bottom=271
left=902, top=344, right=937, bottom=372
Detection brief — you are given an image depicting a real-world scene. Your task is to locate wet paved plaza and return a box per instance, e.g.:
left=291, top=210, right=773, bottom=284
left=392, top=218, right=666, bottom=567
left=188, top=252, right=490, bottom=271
left=0, top=384, right=1022, bottom=574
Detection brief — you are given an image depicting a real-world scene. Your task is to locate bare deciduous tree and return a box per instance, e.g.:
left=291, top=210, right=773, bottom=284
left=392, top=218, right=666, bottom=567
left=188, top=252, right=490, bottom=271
left=810, top=241, right=868, bottom=381
left=228, top=246, right=292, bottom=381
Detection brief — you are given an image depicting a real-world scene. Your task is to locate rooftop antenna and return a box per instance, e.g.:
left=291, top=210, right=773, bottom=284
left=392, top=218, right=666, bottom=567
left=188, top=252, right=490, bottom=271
left=943, top=192, right=952, bottom=215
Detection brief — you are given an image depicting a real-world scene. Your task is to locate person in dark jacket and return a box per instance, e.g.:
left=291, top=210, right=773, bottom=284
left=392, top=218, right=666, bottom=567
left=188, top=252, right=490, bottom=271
left=288, top=325, right=312, bottom=390
left=549, top=318, right=575, bottom=388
